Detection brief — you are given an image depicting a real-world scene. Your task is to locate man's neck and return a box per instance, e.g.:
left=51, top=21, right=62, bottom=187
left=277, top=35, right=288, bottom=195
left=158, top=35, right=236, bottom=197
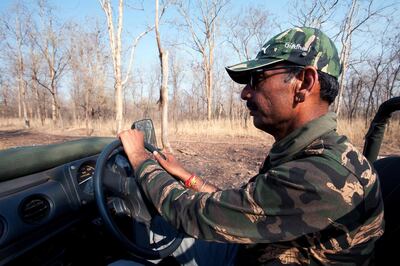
left=272, top=106, right=329, bottom=142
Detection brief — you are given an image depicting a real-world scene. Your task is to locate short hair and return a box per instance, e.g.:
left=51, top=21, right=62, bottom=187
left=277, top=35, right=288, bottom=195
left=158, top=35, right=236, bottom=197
left=285, top=65, right=339, bottom=105
left=317, top=70, right=339, bottom=105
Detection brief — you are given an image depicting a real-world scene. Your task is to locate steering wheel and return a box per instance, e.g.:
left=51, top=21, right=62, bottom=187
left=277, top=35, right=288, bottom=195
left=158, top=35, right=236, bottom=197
left=93, top=139, right=183, bottom=260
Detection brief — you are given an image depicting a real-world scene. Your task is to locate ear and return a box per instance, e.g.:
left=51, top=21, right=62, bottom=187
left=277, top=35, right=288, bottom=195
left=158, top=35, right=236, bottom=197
left=294, top=66, right=318, bottom=103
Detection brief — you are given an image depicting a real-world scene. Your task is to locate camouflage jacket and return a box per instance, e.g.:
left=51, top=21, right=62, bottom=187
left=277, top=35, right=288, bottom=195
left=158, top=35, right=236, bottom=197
left=135, top=112, right=384, bottom=265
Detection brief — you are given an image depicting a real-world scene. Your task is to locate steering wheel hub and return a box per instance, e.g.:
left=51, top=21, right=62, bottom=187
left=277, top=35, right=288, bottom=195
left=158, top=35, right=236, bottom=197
left=93, top=139, right=183, bottom=260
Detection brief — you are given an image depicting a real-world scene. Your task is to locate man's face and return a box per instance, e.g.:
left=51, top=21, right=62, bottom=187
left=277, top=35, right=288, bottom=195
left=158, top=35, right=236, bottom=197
left=240, top=64, right=301, bottom=136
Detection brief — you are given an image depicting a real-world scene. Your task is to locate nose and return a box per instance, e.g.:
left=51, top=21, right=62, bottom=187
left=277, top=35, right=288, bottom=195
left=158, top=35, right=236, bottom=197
left=241, top=84, right=252, bottom=100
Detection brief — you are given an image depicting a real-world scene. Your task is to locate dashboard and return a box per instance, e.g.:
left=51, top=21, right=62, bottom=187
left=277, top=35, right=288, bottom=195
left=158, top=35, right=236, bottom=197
left=0, top=137, right=133, bottom=264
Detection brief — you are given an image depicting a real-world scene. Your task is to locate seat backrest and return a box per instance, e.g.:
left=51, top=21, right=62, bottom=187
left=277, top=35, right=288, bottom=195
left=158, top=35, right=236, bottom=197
left=372, top=156, right=400, bottom=261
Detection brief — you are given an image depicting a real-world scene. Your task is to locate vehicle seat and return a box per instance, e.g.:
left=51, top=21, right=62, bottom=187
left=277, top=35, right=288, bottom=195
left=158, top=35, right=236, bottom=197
left=372, top=156, right=400, bottom=261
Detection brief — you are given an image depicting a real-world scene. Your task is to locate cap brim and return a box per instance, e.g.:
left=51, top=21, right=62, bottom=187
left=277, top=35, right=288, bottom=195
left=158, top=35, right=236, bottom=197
left=225, top=58, right=284, bottom=84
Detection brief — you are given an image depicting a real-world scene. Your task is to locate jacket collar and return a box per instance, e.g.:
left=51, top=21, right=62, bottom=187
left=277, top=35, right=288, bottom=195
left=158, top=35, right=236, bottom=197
left=268, top=112, right=337, bottom=167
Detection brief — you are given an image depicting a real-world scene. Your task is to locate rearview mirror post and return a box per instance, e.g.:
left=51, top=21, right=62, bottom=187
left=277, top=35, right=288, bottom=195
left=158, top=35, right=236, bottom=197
left=132, top=119, right=158, bottom=148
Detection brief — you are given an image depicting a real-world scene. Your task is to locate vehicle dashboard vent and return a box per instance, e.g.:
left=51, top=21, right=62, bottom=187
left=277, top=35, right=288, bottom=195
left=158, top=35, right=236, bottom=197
left=19, top=195, right=51, bottom=224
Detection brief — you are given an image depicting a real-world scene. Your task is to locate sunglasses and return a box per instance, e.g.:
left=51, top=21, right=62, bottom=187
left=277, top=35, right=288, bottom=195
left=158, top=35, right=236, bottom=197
left=249, top=65, right=304, bottom=90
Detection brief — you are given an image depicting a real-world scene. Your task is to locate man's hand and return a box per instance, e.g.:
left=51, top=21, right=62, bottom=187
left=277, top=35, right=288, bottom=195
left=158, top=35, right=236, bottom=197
left=119, top=129, right=150, bottom=169
left=152, top=150, right=191, bottom=182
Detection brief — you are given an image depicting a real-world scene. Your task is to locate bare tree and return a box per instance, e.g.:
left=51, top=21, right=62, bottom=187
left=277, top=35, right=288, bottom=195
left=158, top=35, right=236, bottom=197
left=0, top=77, right=9, bottom=117
left=343, top=66, right=364, bottom=121
left=176, top=0, right=229, bottom=120
left=68, top=23, right=108, bottom=135
left=340, top=24, right=399, bottom=125
left=99, top=0, right=153, bottom=133
left=289, top=0, right=394, bottom=118
left=385, top=62, right=400, bottom=100
left=334, top=0, right=394, bottom=115
left=15, top=15, right=29, bottom=128
left=169, top=52, right=184, bottom=124
left=334, top=0, right=357, bottom=115
left=155, top=0, right=171, bottom=149
left=1, top=2, right=30, bottom=127
left=28, top=37, right=46, bottom=125
left=363, top=45, right=393, bottom=124
left=29, top=1, right=70, bottom=126
left=290, top=0, right=339, bottom=29
left=383, top=29, right=400, bottom=101
left=225, top=6, right=274, bottom=62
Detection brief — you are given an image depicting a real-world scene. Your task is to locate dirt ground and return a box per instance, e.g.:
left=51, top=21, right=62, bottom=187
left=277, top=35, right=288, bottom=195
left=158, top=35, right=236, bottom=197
left=0, top=129, right=81, bottom=148
left=169, top=137, right=270, bottom=188
left=0, top=129, right=270, bottom=189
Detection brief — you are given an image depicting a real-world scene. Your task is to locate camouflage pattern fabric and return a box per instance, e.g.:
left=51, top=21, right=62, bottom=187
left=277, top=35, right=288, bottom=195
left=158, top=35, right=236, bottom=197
left=135, top=112, right=384, bottom=265
left=226, top=27, right=341, bottom=84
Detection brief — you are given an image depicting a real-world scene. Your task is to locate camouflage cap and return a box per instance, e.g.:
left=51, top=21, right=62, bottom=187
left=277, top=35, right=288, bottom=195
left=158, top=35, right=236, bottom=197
left=226, top=27, right=341, bottom=84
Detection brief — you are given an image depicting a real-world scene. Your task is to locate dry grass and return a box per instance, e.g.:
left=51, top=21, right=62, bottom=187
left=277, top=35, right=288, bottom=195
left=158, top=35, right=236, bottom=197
left=170, top=119, right=273, bottom=142
left=337, top=119, right=368, bottom=147
left=338, top=119, right=400, bottom=155
left=1, top=117, right=399, bottom=154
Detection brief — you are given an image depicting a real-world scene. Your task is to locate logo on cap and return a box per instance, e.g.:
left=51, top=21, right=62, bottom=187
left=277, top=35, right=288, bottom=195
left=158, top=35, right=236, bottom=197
left=284, top=42, right=308, bottom=52
left=261, top=44, right=271, bottom=54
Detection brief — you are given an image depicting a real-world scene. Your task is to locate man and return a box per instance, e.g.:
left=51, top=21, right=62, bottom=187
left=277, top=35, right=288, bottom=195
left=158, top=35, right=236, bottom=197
left=120, top=27, right=384, bottom=265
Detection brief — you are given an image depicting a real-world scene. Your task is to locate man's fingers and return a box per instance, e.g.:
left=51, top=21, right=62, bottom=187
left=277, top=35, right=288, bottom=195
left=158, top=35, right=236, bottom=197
left=153, top=151, right=164, bottom=162
left=161, top=148, right=171, bottom=156
left=160, top=149, right=174, bottom=160
left=117, top=129, right=127, bottom=138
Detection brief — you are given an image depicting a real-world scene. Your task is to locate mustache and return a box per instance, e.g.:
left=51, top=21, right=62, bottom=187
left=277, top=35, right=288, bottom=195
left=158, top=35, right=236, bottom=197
left=246, top=101, right=257, bottom=111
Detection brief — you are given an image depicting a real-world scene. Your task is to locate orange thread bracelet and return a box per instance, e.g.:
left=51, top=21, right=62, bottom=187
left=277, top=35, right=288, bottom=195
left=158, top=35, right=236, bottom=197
left=185, top=174, right=198, bottom=188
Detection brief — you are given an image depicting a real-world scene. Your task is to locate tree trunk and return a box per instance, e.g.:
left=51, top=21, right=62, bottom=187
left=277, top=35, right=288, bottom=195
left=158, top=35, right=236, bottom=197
left=335, top=0, right=356, bottom=116
left=85, top=84, right=91, bottom=136
left=115, top=79, right=123, bottom=133
left=204, top=57, right=213, bottom=121
left=58, top=103, right=64, bottom=129
left=155, top=0, right=171, bottom=150
left=17, top=60, right=29, bottom=128
left=176, top=0, right=225, bottom=121
left=114, top=0, right=123, bottom=133
left=100, top=0, right=125, bottom=133
left=51, top=91, right=57, bottom=123
left=335, top=42, right=351, bottom=116
left=21, top=81, right=30, bottom=128
left=160, top=51, right=170, bottom=150
left=206, top=67, right=213, bottom=121
left=16, top=15, right=29, bottom=127
left=207, top=39, right=214, bottom=121
left=18, top=84, right=22, bottom=118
